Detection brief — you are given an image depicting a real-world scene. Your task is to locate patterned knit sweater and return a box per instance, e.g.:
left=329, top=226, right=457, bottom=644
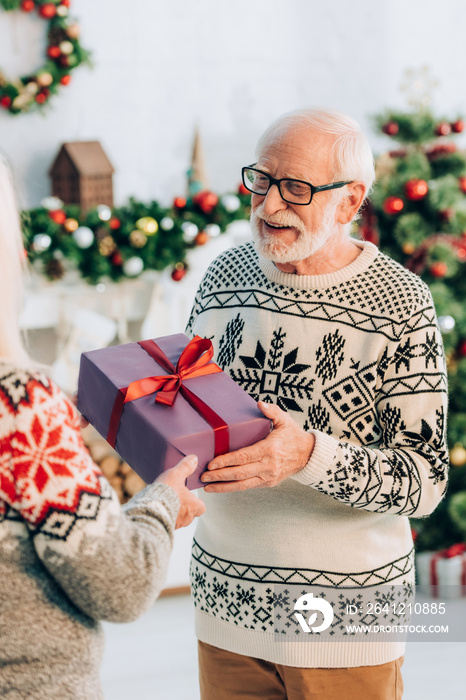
left=187, top=240, right=448, bottom=668
left=0, top=363, right=179, bottom=699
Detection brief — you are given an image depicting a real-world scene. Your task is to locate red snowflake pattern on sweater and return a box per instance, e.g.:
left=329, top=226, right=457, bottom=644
left=0, top=367, right=102, bottom=528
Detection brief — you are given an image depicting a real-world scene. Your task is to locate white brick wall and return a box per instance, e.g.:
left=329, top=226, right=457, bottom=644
left=0, top=0, right=465, bottom=208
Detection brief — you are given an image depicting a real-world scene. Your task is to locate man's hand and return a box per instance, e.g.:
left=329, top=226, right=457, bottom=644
left=156, top=455, right=206, bottom=528
left=200, top=402, right=314, bottom=493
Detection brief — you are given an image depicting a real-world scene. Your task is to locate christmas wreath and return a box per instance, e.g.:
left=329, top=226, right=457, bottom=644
left=0, top=0, right=90, bottom=114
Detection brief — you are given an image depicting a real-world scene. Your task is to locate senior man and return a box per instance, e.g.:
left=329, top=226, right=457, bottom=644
left=187, top=108, right=448, bottom=700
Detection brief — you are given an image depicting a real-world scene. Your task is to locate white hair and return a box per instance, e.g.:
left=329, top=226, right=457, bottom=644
left=0, top=157, right=31, bottom=366
left=256, top=107, right=375, bottom=195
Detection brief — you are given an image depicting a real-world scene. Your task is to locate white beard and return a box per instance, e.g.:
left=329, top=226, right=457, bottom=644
left=250, top=201, right=337, bottom=264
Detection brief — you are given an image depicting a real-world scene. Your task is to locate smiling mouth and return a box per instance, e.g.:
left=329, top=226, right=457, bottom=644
left=264, top=221, right=292, bottom=230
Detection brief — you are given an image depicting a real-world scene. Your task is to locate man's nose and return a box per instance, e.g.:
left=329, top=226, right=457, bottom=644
left=260, top=183, right=288, bottom=216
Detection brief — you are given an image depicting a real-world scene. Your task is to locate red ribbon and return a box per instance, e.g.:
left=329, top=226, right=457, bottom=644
left=107, top=336, right=229, bottom=457
left=429, top=543, right=466, bottom=596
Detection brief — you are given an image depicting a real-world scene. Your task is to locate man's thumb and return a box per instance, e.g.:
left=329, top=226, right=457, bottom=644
left=257, top=401, right=287, bottom=427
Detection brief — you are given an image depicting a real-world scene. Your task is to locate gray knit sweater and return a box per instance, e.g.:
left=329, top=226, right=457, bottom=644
left=0, top=362, right=179, bottom=699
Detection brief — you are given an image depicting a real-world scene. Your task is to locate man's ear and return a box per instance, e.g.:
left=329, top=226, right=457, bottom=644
left=337, top=182, right=366, bottom=225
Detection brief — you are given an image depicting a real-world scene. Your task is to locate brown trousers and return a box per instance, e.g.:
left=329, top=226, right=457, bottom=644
left=198, top=641, right=404, bottom=700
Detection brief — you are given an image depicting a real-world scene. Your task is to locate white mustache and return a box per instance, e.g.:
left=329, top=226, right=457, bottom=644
left=252, top=203, right=306, bottom=235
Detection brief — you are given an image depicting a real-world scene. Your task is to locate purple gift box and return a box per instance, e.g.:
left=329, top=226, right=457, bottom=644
left=77, top=333, right=271, bottom=489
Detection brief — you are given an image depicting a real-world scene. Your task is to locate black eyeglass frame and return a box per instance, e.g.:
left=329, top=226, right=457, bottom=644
left=241, top=164, right=353, bottom=206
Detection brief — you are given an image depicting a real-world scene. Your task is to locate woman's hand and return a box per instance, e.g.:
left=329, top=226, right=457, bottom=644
left=70, top=391, right=90, bottom=430
left=156, top=455, right=206, bottom=529
left=71, top=389, right=205, bottom=527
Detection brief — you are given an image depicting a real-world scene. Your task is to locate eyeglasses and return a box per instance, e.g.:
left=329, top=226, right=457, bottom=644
left=241, top=165, right=353, bottom=206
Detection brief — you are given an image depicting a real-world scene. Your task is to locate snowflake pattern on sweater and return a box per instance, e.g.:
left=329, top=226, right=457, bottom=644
left=0, top=366, right=105, bottom=532
left=230, top=327, right=314, bottom=412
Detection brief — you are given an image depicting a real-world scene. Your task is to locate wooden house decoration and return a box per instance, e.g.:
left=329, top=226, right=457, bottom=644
left=49, top=141, right=115, bottom=210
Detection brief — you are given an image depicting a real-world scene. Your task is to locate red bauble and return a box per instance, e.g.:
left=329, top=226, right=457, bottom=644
left=427, top=142, right=457, bottom=160
left=193, top=190, right=219, bottom=214
left=238, top=183, right=250, bottom=196
left=457, top=244, right=466, bottom=261
left=109, top=217, right=121, bottom=230
left=39, top=3, right=57, bottom=18
left=435, top=122, right=451, bottom=137
left=47, top=46, right=61, bottom=59
left=404, top=179, right=429, bottom=201
left=35, top=92, right=48, bottom=104
left=457, top=339, right=466, bottom=358
left=173, top=196, right=186, bottom=209
left=0, top=95, right=12, bottom=108
left=21, top=0, right=35, bottom=11
left=171, top=267, right=186, bottom=281
left=48, top=209, right=66, bottom=225
left=61, top=0, right=71, bottom=6
left=60, top=74, right=71, bottom=86
left=459, top=177, right=466, bottom=194
left=112, top=251, right=123, bottom=266
left=383, top=196, right=404, bottom=214
left=430, top=261, right=448, bottom=278
left=451, top=120, right=465, bottom=133
left=382, top=121, right=399, bottom=136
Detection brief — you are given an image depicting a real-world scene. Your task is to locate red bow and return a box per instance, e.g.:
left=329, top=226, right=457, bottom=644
left=441, top=543, right=466, bottom=559
left=125, top=336, right=222, bottom=406
left=107, top=336, right=229, bottom=457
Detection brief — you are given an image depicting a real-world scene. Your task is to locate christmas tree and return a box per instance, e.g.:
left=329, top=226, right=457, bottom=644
left=358, top=92, right=466, bottom=551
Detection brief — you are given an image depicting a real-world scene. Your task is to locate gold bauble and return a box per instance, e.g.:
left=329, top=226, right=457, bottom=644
left=67, top=23, right=80, bottom=40
left=446, top=351, right=457, bottom=372
left=25, top=81, right=39, bottom=95
left=375, top=153, right=396, bottom=179
left=195, top=231, right=209, bottom=246
left=136, top=217, right=158, bottom=235
left=37, top=72, right=53, bottom=87
left=402, top=242, right=416, bottom=255
left=12, top=93, right=33, bottom=110
left=59, top=41, right=74, bottom=56
left=450, top=444, right=466, bottom=467
left=64, top=218, right=79, bottom=233
left=129, top=230, right=147, bottom=248
left=98, top=235, right=116, bottom=256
